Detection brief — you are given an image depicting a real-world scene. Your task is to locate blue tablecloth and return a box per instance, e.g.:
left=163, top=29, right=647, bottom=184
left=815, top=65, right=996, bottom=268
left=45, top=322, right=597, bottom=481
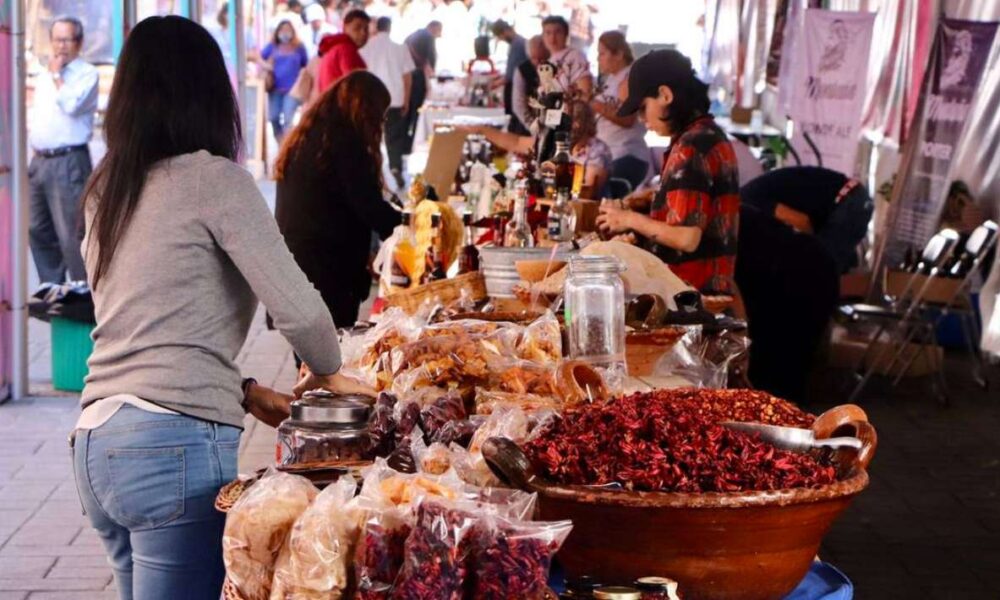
left=549, top=561, right=853, bottom=599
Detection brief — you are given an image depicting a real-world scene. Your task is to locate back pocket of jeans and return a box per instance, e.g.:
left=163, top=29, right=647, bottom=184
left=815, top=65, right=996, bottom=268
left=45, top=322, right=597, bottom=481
left=106, top=447, right=185, bottom=529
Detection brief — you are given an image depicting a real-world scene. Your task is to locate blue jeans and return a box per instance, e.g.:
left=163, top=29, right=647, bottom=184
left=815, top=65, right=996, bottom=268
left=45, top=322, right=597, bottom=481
left=268, top=91, right=300, bottom=142
left=71, top=406, right=241, bottom=600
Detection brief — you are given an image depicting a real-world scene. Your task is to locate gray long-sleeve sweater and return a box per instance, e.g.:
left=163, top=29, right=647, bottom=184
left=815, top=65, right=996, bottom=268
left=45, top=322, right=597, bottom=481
left=81, top=150, right=341, bottom=428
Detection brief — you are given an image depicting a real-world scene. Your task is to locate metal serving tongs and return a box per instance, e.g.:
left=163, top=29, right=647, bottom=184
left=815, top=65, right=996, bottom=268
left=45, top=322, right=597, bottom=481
left=722, top=421, right=863, bottom=453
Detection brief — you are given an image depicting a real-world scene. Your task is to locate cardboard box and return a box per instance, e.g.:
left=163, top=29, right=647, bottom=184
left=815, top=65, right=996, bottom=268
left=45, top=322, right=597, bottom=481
left=884, top=270, right=964, bottom=305
left=829, top=324, right=942, bottom=377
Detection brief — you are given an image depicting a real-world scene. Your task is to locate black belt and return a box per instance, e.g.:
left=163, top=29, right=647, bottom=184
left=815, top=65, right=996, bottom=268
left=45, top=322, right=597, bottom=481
left=35, top=144, right=88, bottom=159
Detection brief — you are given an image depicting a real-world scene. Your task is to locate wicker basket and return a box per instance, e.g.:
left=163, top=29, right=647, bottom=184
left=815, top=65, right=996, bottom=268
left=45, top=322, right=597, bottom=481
left=385, top=271, right=487, bottom=314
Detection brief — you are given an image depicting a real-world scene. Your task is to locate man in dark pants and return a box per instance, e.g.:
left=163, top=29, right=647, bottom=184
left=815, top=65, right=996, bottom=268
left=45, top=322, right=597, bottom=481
left=360, top=17, right=415, bottom=188
left=28, top=16, right=98, bottom=283
left=490, top=19, right=529, bottom=135
left=404, top=20, right=442, bottom=152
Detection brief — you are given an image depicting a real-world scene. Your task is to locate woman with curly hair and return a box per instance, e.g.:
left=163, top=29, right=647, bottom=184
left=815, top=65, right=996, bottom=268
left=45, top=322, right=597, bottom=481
left=275, top=70, right=402, bottom=328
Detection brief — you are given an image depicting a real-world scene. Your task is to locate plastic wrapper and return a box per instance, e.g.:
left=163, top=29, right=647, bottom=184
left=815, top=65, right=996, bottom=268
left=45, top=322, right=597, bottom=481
left=386, top=425, right=422, bottom=474
left=474, top=389, right=562, bottom=415
left=367, top=393, right=399, bottom=458
left=414, top=441, right=453, bottom=475
left=515, top=311, right=563, bottom=363
left=353, top=463, right=465, bottom=600
left=417, top=392, right=467, bottom=440
left=390, top=499, right=478, bottom=600
left=339, top=308, right=425, bottom=389
left=430, top=417, right=483, bottom=446
left=470, top=516, right=573, bottom=600
left=453, top=407, right=531, bottom=487
left=460, top=487, right=537, bottom=521
left=652, top=324, right=751, bottom=389
left=482, top=356, right=559, bottom=396
left=385, top=334, right=503, bottom=394
left=222, top=469, right=319, bottom=600
left=270, top=476, right=363, bottom=600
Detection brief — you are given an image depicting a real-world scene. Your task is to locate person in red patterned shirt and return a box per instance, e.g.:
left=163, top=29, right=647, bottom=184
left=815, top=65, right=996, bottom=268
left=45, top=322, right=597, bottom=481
left=597, top=50, right=740, bottom=295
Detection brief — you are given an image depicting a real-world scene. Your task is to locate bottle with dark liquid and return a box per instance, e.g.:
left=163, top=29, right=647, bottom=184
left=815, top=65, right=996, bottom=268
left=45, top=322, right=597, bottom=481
left=458, top=211, right=480, bottom=273
left=422, top=213, right=447, bottom=283
left=552, top=132, right=573, bottom=194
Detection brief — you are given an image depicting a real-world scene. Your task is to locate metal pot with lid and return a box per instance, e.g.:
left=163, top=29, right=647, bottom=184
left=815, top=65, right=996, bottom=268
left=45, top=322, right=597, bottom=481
left=277, top=390, right=374, bottom=470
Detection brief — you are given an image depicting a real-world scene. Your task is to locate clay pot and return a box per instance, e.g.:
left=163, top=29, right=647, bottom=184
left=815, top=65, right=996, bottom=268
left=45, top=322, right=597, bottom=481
left=483, top=404, right=876, bottom=600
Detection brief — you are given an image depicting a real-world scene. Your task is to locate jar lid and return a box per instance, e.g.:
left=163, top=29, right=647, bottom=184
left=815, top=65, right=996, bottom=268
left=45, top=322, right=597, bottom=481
left=569, top=255, right=625, bottom=275
left=593, top=586, right=641, bottom=600
left=634, top=576, right=679, bottom=592
left=292, top=391, right=371, bottom=423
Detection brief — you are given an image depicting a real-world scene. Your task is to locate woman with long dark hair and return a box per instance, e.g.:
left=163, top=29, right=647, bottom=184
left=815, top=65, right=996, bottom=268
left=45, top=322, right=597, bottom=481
left=74, top=16, right=362, bottom=600
left=275, top=70, right=401, bottom=328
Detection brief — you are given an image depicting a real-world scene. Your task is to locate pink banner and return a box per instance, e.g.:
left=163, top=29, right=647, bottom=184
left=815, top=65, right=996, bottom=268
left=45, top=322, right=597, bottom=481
left=0, top=21, right=11, bottom=399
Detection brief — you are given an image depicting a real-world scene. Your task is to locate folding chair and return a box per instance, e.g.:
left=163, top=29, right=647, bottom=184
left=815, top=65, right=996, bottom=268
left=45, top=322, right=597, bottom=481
left=839, top=229, right=961, bottom=403
left=887, top=220, right=998, bottom=389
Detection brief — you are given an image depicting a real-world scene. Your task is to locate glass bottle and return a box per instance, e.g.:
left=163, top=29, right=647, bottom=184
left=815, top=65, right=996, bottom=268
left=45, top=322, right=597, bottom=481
left=504, top=181, right=535, bottom=248
left=553, top=132, right=573, bottom=194
left=390, top=210, right=415, bottom=289
left=548, top=188, right=576, bottom=242
left=422, top=213, right=447, bottom=284
left=458, top=211, right=480, bottom=273
left=564, top=255, right=626, bottom=393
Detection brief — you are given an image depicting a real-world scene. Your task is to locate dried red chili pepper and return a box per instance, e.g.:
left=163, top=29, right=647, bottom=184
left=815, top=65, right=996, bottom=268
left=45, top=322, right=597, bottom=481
left=470, top=517, right=572, bottom=600
left=391, top=501, right=476, bottom=600
left=355, top=519, right=413, bottom=600
left=523, top=390, right=836, bottom=493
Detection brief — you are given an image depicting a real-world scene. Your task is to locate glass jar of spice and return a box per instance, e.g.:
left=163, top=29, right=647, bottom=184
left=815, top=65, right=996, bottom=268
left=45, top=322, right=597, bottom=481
left=634, top=577, right=681, bottom=600
left=276, top=390, right=373, bottom=470
left=564, top=255, right=627, bottom=393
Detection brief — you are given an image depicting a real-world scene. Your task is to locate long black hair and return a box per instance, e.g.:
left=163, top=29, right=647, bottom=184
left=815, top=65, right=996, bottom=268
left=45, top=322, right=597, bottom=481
left=662, top=73, right=710, bottom=135
left=84, top=16, right=241, bottom=289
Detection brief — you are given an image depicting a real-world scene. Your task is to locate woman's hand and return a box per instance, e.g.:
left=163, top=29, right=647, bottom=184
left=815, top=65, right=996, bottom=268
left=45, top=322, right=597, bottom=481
left=293, top=369, right=376, bottom=399
left=596, top=204, right=634, bottom=235
left=623, top=188, right=655, bottom=212
left=245, top=382, right=294, bottom=428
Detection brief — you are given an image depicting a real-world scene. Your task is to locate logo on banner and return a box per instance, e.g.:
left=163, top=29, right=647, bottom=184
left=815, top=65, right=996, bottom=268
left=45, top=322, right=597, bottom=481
left=877, top=18, right=999, bottom=271
left=818, top=19, right=849, bottom=72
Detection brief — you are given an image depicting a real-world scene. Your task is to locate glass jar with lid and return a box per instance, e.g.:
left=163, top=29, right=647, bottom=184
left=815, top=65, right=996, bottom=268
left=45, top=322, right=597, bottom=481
left=634, top=577, right=681, bottom=600
left=592, top=586, right=641, bottom=600
left=276, top=390, right=374, bottom=470
left=563, top=255, right=627, bottom=393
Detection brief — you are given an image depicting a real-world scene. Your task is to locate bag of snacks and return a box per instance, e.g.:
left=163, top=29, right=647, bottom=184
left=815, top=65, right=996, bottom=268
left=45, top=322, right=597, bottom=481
left=429, top=417, right=483, bottom=446
left=391, top=499, right=479, bottom=600
left=414, top=440, right=453, bottom=475
left=515, top=311, right=562, bottom=363
left=222, top=469, right=319, bottom=600
left=340, top=308, right=425, bottom=389
left=461, top=487, right=537, bottom=521
left=470, top=516, right=572, bottom=600
left=481, top=357, right=559, bottom=396
left=474, top=389, right=562, bottom=416
left=270, top=475, right=363, bottom=600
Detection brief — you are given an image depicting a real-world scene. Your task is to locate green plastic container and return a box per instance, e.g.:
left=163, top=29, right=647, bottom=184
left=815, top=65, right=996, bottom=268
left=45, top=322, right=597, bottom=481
left=51, top=317, right=95, bottom=392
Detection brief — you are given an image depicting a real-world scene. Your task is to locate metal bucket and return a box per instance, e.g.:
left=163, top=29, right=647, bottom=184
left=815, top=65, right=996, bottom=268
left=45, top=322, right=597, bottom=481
left=479, top=246, right=574, bottom=298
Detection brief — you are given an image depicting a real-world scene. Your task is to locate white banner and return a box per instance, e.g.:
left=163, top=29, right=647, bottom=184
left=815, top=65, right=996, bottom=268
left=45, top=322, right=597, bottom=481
left=787, top=9, right=875, bottom=175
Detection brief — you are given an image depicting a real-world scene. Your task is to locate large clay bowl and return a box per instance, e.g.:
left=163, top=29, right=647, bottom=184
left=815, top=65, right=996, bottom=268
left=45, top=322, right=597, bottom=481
left=485, top=405, right=876, bottom=600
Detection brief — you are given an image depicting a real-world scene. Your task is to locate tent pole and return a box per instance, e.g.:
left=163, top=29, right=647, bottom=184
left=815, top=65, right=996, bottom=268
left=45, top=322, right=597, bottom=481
left=11, top=0, right=29, bottom=399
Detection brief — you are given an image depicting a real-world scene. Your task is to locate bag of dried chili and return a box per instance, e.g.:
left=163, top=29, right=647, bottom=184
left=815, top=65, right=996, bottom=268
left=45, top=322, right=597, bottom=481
left=470, top=516, right=572, bottom=600
left=391, top=499, right=479, bottom=600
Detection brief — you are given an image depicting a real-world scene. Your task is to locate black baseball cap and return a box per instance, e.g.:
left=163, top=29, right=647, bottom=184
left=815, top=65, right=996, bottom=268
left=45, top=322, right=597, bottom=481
left=617, top=49, right=699, bottom=117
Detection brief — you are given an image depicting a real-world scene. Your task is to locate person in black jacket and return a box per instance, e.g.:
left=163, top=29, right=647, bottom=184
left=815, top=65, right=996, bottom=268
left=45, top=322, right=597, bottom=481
left=274, top=70, right=401, bottom=328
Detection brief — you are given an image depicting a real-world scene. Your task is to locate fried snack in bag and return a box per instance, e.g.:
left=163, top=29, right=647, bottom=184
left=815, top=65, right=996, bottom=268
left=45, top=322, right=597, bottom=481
left=223, top=469, right=318, bottom=600
left=474, top=390, right=562, bottom=415
left=270, top=476, right=363, bottom=600
left=515, top=311, right=563, bottom=363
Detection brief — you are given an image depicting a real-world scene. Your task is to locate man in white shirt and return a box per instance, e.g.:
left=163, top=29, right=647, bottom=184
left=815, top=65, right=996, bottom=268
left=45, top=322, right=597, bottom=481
left=303, top=2, right=337, bottom=56
left=541, top=15, right=592, bottom=99
left=28, top=16, right=98, bottom=283
left=360, top=16, right=415, bottom=188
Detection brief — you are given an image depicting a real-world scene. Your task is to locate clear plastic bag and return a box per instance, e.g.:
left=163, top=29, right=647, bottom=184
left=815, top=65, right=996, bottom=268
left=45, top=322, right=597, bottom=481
left=482, top=356, right=560, bottom=396
left=222, top=469, right=319, bottom=600
left=652, top=324, right=751, bottom=389
left=452, top=407, right=531, bottom=487
left=515, top=311, right=563, bottom=363
left=269, top=476, right=362, bottom=600
left=470, top=516, right=573, bottom=600
left=391, top=499, right=478, bottom=600
left=353, top=463, right=466, bottom=600
left=340, top=308, right=425, bottom=389
left=474, top=389, right=562, bottom=415
left=386, top=334, right=500, bottom=394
